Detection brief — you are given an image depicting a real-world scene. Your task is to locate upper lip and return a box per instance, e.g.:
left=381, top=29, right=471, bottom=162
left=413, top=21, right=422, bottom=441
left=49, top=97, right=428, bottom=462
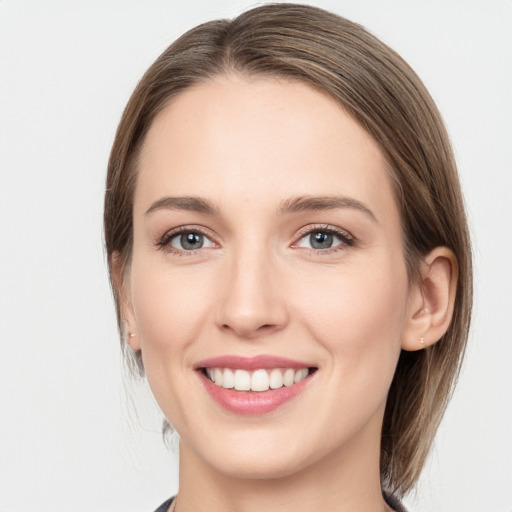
left=194, top=355, right=314, bottom=371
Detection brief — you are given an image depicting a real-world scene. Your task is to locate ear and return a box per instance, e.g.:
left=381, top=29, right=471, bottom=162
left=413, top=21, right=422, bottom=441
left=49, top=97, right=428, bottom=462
left=401, top=247, right=458, bottom=351
left=111, top=252, right=141, bottom=351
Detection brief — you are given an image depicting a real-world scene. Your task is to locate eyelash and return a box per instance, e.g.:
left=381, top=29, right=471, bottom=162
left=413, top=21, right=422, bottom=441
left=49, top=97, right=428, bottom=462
left=156, top=224, right=356, bottom=256
left=156, top=225, right=217, bottom=256
left=292, top=224, right=356, bottom=255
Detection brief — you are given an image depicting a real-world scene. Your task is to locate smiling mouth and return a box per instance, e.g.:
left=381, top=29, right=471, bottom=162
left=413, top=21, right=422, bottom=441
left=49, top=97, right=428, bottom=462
left=201, top=367, right=316, bottom=392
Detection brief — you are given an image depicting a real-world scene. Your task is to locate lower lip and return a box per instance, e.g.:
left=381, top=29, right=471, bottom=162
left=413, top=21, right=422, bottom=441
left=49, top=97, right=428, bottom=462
left=199, top=371, right=313, bottom=415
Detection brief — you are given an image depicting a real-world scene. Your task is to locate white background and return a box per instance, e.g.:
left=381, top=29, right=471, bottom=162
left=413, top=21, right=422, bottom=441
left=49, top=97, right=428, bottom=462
left=0, top=1, right=511, bottom=511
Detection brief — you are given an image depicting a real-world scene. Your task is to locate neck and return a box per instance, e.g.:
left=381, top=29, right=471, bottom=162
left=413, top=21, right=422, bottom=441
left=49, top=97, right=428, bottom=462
left=174, top=423, right=392, bottom=512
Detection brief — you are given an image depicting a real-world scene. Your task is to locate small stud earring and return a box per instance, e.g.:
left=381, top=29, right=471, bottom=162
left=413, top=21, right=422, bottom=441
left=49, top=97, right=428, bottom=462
left=419, top=337, right=425, bottom=345
left=129, top=333, right=136, bottom=338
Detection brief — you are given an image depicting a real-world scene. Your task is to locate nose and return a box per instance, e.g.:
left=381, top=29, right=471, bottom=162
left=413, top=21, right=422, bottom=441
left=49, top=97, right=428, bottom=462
left=216, top=247, right=289, bottom=339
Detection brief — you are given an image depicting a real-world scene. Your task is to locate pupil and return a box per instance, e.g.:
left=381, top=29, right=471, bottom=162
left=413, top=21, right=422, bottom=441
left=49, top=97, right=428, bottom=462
left=311, top=231, right=332, bottom=249
left=181, top=232, right=203, bottom=250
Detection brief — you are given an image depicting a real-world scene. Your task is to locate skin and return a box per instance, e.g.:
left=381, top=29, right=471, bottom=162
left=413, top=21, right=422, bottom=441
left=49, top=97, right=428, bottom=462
left=119, top=76, right=456, bottom=512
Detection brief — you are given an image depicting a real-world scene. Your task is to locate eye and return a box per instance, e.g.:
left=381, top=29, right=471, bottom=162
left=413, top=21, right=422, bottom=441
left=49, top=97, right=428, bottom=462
left=294, top=226, right=354, bottom=251
left=305, top=231, right=335, bottom=250
left=171, top=232, right=207, bottom=250
left=159, top=228, right=217, bottom=253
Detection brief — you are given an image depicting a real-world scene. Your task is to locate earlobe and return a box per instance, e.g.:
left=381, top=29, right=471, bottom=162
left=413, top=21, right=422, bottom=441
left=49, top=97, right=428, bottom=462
left=401, top=247, right=458, bottom=351
left=127, top=332, right=140, bottom=350
left=111, top=252, right=141, bottom=350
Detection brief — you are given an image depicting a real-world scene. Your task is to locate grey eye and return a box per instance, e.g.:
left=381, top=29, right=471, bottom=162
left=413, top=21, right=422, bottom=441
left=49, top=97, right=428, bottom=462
left=170, top=232, right=214, bottom=251
left=296, top=229, right=349, bottom=251
left=309, top=231, right=333, bottom=249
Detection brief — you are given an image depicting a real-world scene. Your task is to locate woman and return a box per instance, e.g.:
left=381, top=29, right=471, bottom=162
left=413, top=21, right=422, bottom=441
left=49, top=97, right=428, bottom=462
left=104, top=4, right=472, bottom=511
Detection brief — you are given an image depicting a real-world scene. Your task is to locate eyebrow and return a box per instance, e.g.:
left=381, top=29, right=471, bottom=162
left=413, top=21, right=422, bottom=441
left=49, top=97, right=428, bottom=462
left=145, top=194, right=376, bottom=222
left=145, top=196, right=220, bottom=216
left=277, top=195, right=377, bottom=221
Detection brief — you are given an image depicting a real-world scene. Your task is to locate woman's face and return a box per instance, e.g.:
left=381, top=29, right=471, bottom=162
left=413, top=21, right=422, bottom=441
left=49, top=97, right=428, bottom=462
left=125, top=76, right=416, bottom=479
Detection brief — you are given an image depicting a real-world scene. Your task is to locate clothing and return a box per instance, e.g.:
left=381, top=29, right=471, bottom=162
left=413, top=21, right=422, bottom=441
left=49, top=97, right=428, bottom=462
left=384, top=491, right=409, bottom=512
left=154, top=497, right=173, bottom=512
left=153, top=492, right=409, bottom=512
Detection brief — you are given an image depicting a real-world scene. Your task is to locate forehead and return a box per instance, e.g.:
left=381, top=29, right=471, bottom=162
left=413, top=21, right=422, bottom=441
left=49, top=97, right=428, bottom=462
left=135, top=76, right=396, bottom=220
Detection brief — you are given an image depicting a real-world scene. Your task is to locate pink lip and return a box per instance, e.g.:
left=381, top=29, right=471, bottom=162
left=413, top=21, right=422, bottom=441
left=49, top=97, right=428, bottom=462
left=194, top=355, right=316, bottom=415
left=194, top=354, right=311, bottom=371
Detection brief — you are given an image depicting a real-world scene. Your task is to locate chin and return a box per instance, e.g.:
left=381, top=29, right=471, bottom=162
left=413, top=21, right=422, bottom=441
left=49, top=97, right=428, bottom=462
left=184, top=425, right=324, bottom=481
left=210, top=451, right=308, bottom=481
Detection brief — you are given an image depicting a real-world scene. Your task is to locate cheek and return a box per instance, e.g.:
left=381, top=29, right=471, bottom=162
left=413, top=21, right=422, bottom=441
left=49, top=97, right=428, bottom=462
left=129, top=258, right=215, bottom=366
left=297, top=259, right=408, bottom=372
left=128, top=257, right=220, bottom=423
left=290, top=260, right=409, bottom=443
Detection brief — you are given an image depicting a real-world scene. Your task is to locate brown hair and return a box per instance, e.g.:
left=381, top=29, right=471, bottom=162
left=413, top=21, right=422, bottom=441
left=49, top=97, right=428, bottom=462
left=104, top=3, right=472, bottom=497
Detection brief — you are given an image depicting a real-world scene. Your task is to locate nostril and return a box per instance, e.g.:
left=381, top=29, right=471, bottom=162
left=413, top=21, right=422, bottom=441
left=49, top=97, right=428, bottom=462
left=220, top=322, right=281, bottom=338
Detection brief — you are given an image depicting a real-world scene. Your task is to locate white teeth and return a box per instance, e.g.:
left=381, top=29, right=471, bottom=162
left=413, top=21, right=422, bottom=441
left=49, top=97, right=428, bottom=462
left=294, top=368, right=308, bottom=384
left=251, top=369, right=270, bottom=392
left=269, top=368, right=283, bottom=389
left=234, top=369, right=251, bottom=391
left=222, top=368, right=235, bottom=389
left=207, top=367, right=311, bottom=391
left=283, top=368, right=295, bottom=387
left=214, top=368, right=223, bottom=387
